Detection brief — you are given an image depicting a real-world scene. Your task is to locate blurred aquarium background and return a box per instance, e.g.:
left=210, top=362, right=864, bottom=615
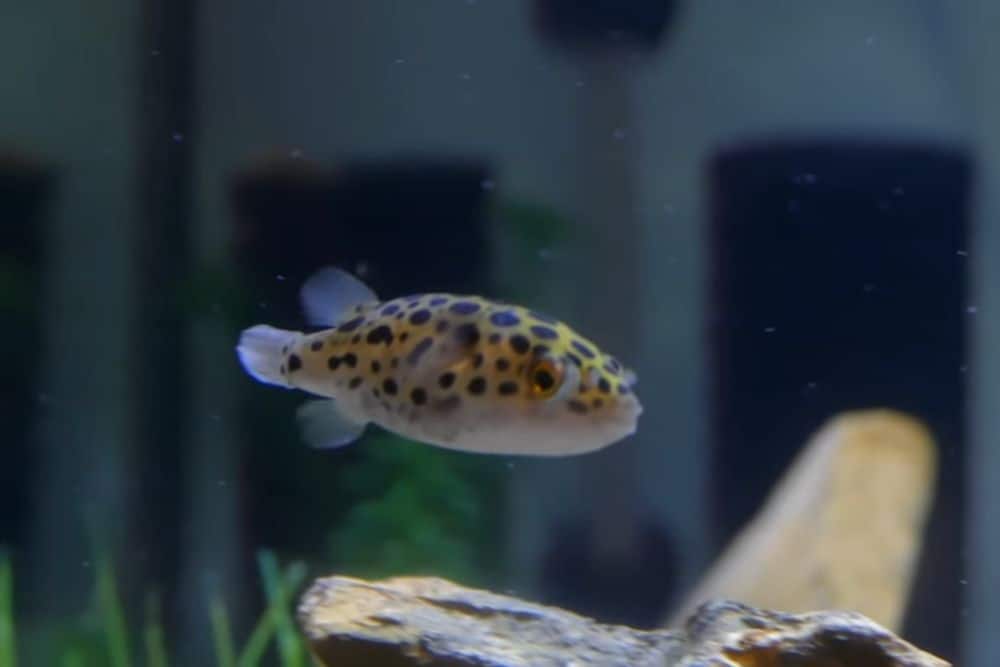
left=2, top=1, right=999, bottom=664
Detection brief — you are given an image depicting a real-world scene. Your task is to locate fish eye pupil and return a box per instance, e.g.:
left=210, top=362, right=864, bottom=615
left=533, top=368, right=554, bottom=392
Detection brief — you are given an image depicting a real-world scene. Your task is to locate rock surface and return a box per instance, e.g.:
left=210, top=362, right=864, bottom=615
left=298, top=574, right=948, bottom=666
left=669, top=409, right=937, bottom=631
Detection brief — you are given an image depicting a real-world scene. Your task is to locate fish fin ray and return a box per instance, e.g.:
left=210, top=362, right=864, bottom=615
left=236, top=325, right=296, bottom=387
left=296, top=399, right=367, bottom=449
left=300, top=266, right=378, bottom=327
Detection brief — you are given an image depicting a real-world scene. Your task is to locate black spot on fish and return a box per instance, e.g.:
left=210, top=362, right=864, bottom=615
left=498, top=380, right=518, bottom=396
left=449, top=301, right=480, bottom=315
left=371, top=360, right=381, bottom=373
left=351, top=334, right=361, bottom=344
left=472, top=352, right=484, bottom=368
left=366, top=325, right=394, bottom=345
left=489, top=311, right=520, bottom=327
left=438, top=371, right=456, bottom=389
left=532, top=344, right=550, bottom=358
left=381, top=303, right=400, bottom=316
left=310, top=340, right=323, bottom=352
left=390, top=357, right=399, bottom=369
left=454, top=323, right=480, bottom=347
left=343, top=352, right=358, bottom=368
left=436, top=319, right=450, bottom=333
left=509, top=334, right=530, bottom=355
left=349, top=376, right=363, bottom=389
left=399, top=331, right=409, bottom=343
left=572, top=339, right=596, bottom=359
left=279, top=364, right=286, bottom=375
left=407, top=337, right=434, bottom=366
left=328, top=356, right=341, bottom=371
left=530, top=324, right=558, bottom=340
left=495, top=358, right=510, bottom=372
left=395, top=312, right=405, bottom=320
left=567, top=352, right=583, bottom=368
left=288, top=354, right=302, bottom=372
left=338, top=316, right=364, bottom=333
left=406, top=299, right=421, bottom=309
left=383, top=378, right=398, bottom=395
left=568, top=400, right=589, bottom=414
left=467, top=377, right=487, bottom=395
left=592, top=398, right=604, bottom=408
left=372, top=387, right=381, bottom=398
left=282, top=345, right=288, bottom=354
left=598, top=377, right=611, bottom=394
left=409, top=309, right=432, bottom=325
left=488, top=332, right=502, bottom=344
left=618, top=383, right=630, bottom=395
left=411, top=387, right=427, bottom=406
left=605, top=357, right=621, bottom=373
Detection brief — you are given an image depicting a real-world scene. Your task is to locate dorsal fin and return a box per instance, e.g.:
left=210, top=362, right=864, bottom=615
left=299, top=267, right=379, bottom=327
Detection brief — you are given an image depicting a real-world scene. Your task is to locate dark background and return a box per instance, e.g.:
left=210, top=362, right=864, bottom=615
left=4, top=1, right=996, bottom=664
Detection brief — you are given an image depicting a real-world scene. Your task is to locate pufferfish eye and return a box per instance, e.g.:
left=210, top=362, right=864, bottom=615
left=528, top=357, right=563, bottom=398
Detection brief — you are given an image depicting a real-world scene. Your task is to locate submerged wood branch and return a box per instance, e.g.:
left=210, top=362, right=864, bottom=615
left=669, top=409, right=938, bottom=630
left=298, top=574, right=948, bottom=666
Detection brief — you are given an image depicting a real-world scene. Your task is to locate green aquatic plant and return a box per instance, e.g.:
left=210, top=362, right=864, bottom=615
left=1, top=549, right=15, bottom=667
left=327, top=430, right=504, bottom=586
left=0, top=548, right=310, bottom=667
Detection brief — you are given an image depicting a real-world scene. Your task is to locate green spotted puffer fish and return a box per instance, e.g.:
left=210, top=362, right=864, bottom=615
left=236, top=267, right=641, bottom=456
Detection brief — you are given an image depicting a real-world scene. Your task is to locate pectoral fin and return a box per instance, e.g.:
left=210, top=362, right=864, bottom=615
left=296, top=399, right=368, bottom=449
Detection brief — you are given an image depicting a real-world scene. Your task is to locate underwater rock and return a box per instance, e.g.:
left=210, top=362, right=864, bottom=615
left=298, top=575, right=948, bottom=666
left=669, top=409, right=937, bottom=631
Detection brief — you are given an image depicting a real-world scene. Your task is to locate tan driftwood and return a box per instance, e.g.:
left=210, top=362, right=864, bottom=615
left=297, top=574, right=948, bottom=666
left=669, top=409, right=937, bottom=630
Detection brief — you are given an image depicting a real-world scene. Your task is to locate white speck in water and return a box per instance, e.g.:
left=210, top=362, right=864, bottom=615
left=612, top=128, right=627, bottom=140
left=217, top=479, right=228, bottom=487
left=506, top=461, right=515, bottom=469
left=209, top=414, right=221, bottom=422
left=956, top=250, right=968, bottom=257
left=663, top=203, right=675, bottom=215
left=151, top=49, right=161, bottom=57
left=806, top=382, right=818, bottom=390
left=275, top=274, right=286, bottom=281
left=355, top=261, right=370, bottom=278
left=257, top=301, right=268, bottom=310
left=459, top=72, right=471, bottom=80
left=960, top=579, right=968, bottom=585
left=865, top=35, right=876, bottom=46
left=960, top=365, right=968, bottom=374
left=290, top=149, right=303, bottom=159
left=967, top=306, right=978, bottom=315
left=37, top=392, right=52, bottom=405
left=394, top=58, right=405, bottom=65
left=764, top=326, right=776, bottom=333
left=863, top=283, right=875, bottom=293
left=537, top=248, right=552, bottom=261
left=575, top=80, right=585, bottom=87
left=891, top=186, right=904, bottom=196
left=794, top=172, right=817, bottom=185
left=787, top=200, right=800, bottom=214
left=81, top=561, right=91, bottom=569
left=171, top=131, right=184, bottom=143
left=480, top=179, right=495, bottom=191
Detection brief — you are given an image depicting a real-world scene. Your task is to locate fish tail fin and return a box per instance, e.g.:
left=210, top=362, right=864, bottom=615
left=236, top=324, right=298, bottom=388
